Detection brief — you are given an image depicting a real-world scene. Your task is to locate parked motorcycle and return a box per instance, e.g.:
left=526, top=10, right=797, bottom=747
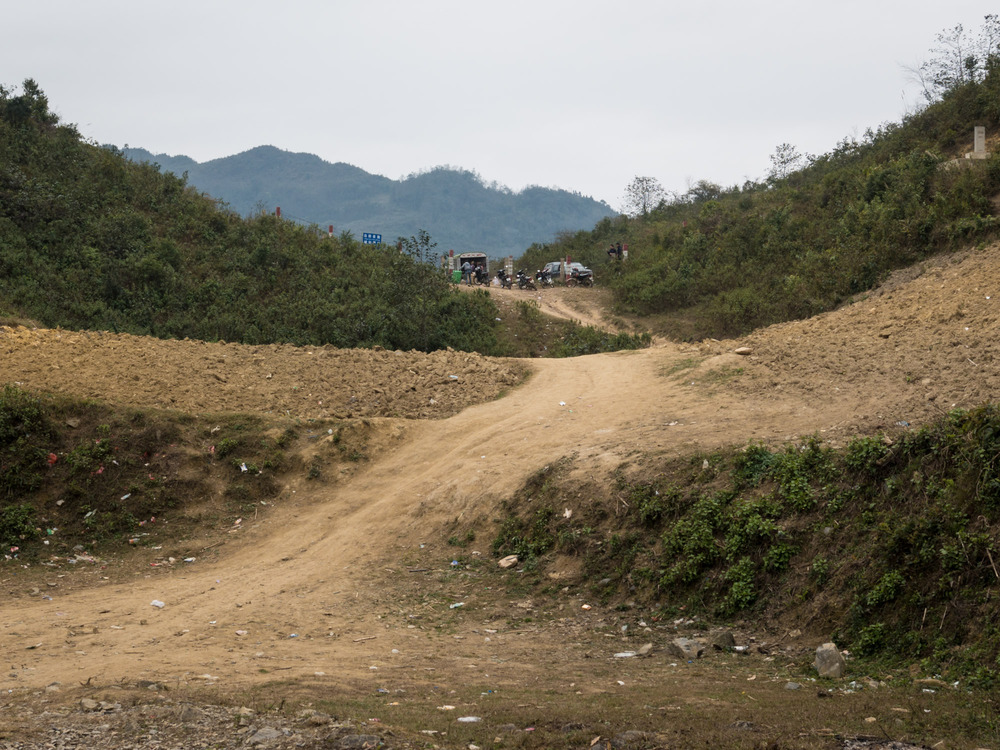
left=565, top=265, right=594, bottom=287
left=472, top=265, right=489, bottom=285
left=516, top=269, right=537, bottom=291
left=535, top=268, right=555, bottom=288
left=496, top=269, right=513, bottom=289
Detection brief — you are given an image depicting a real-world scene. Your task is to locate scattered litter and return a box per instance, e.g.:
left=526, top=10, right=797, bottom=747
left=235, top=630, right=248, bottom=636
left=457, top=716, right=481, bottom=723
left=449, top=375, right=459, bottom=380
left=288, top=633, right=299, bottom=638
left=150, top=600, right=165, bottom=609
left=240, top=463, right=248, bottom=473
left=450, top=602, right=465, bottom=609
left=184, top=557, right=196, bottom=563
left=563, top=508, right=572, bottom=519
left=437, top=705, right=456, bottom=711
left=559, top=401, right=566, bottom=406
left=581, top=604, right=592, bottom=610
left=614, top=652, right=637, bottom=658
left=450, top=560, right=459, bottom=566
left=121, top=493, right=131, bottom=501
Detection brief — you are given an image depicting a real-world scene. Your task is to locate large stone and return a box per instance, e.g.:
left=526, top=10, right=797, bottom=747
left=815, top=642, right=846, bottom=678
left=668, top=637, right=705, bottom=660
left=708, top=629, right=736, bottom=650
left=248, top=727, right=284, bottom=745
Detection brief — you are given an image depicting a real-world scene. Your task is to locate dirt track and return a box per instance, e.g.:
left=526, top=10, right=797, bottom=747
left=2, top=245, right=1000, bottom=747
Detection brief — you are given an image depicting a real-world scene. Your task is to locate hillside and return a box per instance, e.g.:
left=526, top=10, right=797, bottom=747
left=518, top=64, right=1000, bottom=341
left=2, top=243, right=1000, bottom=748
left=123, top=145, right=617, bottom=256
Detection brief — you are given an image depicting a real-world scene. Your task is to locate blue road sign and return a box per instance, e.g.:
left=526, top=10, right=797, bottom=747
left=363, top=233, right=382, bottom=245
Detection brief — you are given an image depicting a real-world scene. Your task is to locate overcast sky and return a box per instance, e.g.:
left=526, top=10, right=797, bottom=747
left=5, top=1, right=996, bottom=208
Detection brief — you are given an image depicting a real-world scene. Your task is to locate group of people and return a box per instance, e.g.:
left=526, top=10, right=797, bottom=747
left=607, top=242, right=624, bottom=260
left=460, top=260, right=487, bottom=285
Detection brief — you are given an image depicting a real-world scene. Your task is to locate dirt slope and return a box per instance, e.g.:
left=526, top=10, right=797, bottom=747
left=2, top=245, right=1000, bottom=746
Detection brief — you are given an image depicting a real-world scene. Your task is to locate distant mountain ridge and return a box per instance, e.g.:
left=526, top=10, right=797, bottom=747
left=123, top=145, right=616, bottom=256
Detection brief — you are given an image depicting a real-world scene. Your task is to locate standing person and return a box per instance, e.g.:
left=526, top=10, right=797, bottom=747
left=616, top=242, right=623, bottom=260
left=461, top=260, right=472, bottom=285
left=607, top=244, right=617, bottom=259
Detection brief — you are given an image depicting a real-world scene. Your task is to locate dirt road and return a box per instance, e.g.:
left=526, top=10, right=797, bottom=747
left=2, top=245, right=1000, bottom=747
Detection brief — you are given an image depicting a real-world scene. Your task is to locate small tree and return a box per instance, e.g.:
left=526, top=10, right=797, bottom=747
left=767, top=143, right=805, bottom=182
left=621, top=176, right=666, bottom=217
left=397, top=228, right=437, bottom=263
left=912, top=15, right=1000, bottom=101
left=683, top=180, right=723, bottom=204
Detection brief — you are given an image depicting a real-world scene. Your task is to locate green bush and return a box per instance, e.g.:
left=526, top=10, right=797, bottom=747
left=0, top=385, right=51, bottom=498
left=0, top=384, right=48, bottom=446
left=550, top=326, right=652, bottom=357
left=725, top=557, right=757, bottom=611
left=844, top=435, right=891, bottom=475
left=0, top=502, right=36, bottom=548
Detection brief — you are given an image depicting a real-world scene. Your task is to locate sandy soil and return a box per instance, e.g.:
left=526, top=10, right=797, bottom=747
left=2, top=245, right=1000, bottom=747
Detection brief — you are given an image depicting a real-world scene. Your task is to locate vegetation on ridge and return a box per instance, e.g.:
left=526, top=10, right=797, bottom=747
left=518, top=16, right=1000, bottom=340
left=0, top=80, right=646, bottom=357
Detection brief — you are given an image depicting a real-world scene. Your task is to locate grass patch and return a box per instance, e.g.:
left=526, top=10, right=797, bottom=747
left=487, top=404, right=1000, bottom=681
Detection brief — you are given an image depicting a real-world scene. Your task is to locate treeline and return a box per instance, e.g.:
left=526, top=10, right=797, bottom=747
left=0, top=80, right=506, bottom=353
left=520, top=51, right=1000, bottom=340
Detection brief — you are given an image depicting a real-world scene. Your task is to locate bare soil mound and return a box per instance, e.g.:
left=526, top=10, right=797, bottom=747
left=3, top=244, right=1000, bottom=748
left=1, top=330, right=526, bottom=419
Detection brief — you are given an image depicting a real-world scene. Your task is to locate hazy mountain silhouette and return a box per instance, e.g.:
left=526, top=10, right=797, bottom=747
left=124, top=146, right=616, bottom=256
